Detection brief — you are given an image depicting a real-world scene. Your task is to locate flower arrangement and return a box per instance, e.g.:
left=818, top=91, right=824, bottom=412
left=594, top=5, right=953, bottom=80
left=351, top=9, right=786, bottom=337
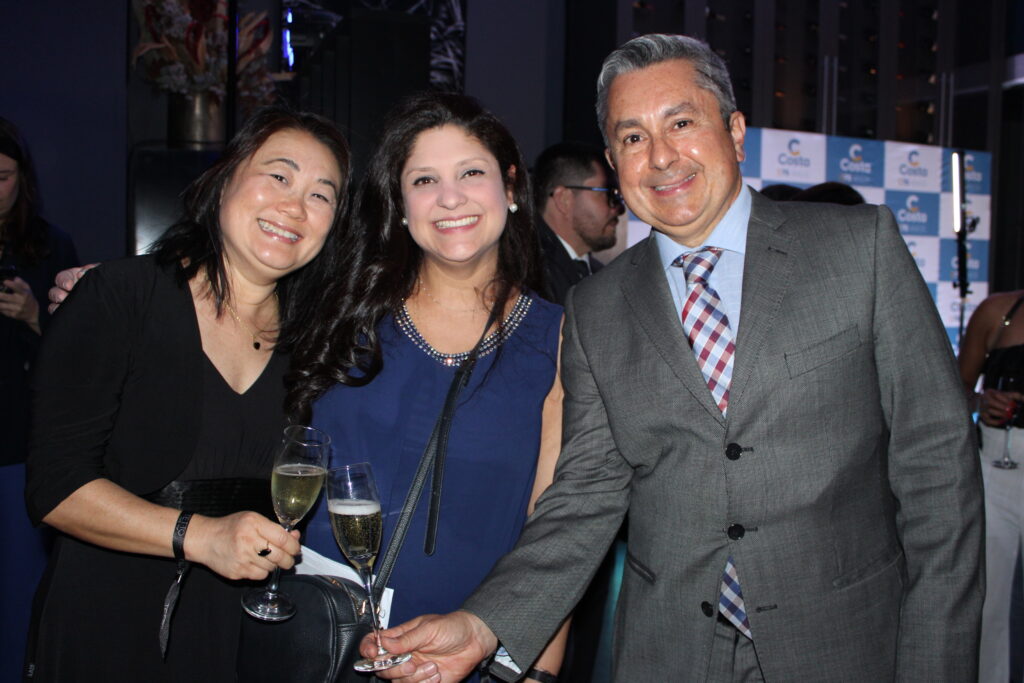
left=132, top=0, right=275, bottom=111
left=132, top=0, right=228, bottom=98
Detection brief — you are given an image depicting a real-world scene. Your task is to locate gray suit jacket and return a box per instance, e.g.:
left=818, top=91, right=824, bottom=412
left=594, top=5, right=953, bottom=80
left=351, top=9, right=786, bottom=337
left=464, top=190, right=983, bottom=681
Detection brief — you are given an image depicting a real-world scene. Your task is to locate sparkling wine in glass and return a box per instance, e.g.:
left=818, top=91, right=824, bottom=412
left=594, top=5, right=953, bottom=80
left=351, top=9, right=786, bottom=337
left=242, top=425, right=329, bottom=621
left=993, top=376, right=1020, bottom=470
left=327, top=463, right=411, bottom=672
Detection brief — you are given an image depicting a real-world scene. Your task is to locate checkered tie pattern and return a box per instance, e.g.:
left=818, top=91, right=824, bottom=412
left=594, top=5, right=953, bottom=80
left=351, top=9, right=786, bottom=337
left=719, top=555, right=752, bottom=638
left=672, top=248, right=751, bottom=639
left=672, top=247, right=735, bottom=414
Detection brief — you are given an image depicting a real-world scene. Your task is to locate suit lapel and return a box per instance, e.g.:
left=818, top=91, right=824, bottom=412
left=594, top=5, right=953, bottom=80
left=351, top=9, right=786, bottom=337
left=621, top=235, right=726, bottom=425
left=728, top=192, right=797, bottom=416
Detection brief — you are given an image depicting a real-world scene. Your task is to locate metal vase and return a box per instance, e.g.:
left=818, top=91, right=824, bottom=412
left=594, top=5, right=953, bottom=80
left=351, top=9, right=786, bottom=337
left=167, top=92, right=225, bottom=149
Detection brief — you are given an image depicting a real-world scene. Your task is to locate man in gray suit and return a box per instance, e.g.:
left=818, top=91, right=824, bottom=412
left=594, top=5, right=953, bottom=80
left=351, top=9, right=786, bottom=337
left=369, top=34, right=983, bottom=682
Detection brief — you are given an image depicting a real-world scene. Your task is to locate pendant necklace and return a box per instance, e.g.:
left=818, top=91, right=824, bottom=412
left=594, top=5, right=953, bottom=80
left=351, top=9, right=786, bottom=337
left=223, top=298, right=268, bottom=350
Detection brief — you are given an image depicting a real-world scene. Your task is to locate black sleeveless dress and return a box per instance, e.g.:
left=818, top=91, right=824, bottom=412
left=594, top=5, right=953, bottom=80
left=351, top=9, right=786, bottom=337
left=26, top=352, right=287, bottom=682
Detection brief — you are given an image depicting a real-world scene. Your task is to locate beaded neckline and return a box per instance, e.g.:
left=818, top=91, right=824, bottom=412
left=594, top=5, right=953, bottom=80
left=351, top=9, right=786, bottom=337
left=396, top=294, right=533, bottom=367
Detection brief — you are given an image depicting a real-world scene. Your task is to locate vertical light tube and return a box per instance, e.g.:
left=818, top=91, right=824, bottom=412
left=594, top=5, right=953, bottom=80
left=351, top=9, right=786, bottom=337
left=951, top=150, right=963, bottom=235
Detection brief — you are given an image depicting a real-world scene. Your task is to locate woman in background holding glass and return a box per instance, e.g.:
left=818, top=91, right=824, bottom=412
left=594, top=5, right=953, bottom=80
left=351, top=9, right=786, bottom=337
left=290, top=93, right=568, bottom=683
left=24, top=107, right=349, bottom=681
left=959, top=289, right=1024, bottom=683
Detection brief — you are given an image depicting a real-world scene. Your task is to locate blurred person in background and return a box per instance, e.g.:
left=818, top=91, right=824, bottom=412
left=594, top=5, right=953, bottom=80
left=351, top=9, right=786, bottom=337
left=959, top=289, right=1024, bottom=683
left=0, top=116, right=79, bottom=463
left=0, top=115, right=78, bottom=680
left=532, top=142, right=624, bottom=305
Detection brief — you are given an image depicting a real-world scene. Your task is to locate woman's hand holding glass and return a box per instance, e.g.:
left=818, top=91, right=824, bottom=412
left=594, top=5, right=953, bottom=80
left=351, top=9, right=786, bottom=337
left=979, top=387, right=1024, bottom=427
left=184, top=510, right=301, bottom=581
left=242, top=425, right=329, bottom=621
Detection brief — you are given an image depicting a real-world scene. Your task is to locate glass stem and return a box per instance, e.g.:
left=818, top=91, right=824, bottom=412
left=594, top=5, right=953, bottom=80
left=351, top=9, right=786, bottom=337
left=266, top=566, right=282, bottom=596
left=359, top=566, right=385, bottom=654
left=266, top=523, right=291, bottom=596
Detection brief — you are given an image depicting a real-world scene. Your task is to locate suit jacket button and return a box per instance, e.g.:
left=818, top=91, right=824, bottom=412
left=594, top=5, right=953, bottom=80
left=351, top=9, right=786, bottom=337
left=701, top=601, right=714, bottom=617
left=725, top=443, right=743, bottom=460
left=728, top=524, right=745, bottom=540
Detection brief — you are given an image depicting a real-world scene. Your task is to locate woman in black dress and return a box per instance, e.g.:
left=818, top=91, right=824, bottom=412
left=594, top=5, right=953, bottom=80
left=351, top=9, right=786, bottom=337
left=24, top=107, right=350, bottom=681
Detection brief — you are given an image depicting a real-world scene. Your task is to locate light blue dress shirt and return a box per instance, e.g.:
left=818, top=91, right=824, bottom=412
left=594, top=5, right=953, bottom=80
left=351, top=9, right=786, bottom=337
left=653, top=186, right=752, bottom=336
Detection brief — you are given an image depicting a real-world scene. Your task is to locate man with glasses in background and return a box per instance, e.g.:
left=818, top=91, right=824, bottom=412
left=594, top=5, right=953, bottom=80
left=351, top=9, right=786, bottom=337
left=533, top=142, right=624, bottom=305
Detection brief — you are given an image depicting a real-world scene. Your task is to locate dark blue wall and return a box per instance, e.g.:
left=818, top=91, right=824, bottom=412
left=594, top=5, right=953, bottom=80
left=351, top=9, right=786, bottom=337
left=1, top=3, right=128, bottom=263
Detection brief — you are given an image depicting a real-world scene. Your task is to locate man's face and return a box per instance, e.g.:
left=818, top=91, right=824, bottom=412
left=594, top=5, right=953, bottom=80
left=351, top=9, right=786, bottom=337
left=604, top=58, right=746, bottom=247
left=571, top=163, right=623, bottom=253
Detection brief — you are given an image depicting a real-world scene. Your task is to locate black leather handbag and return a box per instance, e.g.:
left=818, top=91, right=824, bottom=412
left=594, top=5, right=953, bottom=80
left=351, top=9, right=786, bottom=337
left=237, top=574, right=374, bottom=682
left=238, top=316, right=491, bottom=683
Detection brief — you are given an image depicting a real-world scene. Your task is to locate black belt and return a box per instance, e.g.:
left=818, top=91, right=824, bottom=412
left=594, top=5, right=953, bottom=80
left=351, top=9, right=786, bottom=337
left=143, top=477, right=274, bottom=520
left=144, top=477, right=274, bottom=658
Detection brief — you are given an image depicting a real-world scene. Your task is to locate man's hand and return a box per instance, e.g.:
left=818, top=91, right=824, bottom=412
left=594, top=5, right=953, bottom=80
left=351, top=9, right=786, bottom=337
left=361, top=611, right=499, bottom=682
left=47, top=264, right=98, bottom=314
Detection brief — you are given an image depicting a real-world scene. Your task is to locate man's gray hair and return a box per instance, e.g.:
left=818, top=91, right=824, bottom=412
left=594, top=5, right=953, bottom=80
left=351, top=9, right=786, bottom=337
left=596, top=34, right=737, bottom=143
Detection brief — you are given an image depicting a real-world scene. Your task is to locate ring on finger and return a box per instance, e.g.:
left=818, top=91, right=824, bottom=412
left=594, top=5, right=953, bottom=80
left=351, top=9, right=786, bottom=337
left=257, top=542, right=271, bottom=557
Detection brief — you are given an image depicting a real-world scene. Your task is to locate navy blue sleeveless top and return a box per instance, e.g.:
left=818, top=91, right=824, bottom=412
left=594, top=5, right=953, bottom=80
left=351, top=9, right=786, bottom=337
left=305, top=292, right=562, bottom=625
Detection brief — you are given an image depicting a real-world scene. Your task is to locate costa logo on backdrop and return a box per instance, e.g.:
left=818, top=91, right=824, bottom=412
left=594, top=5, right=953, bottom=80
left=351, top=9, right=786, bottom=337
left=840, top=143, right=872, bottom=174
left=949, top=251, right=982, bottom=273
left=899, top=149, right=928, bottom=178
left=939, top=237, right=986, bottom=284
left=965, top=153, right=983, bottom=184
left=905, top=239, right=927, bottom=270
left=778, top=138, right=810, bottom=167
left=886, top=189, right=938, bottom=235
left=897, top=195, right=928, bottom=225
left=829, top=136, right=882, bottom=186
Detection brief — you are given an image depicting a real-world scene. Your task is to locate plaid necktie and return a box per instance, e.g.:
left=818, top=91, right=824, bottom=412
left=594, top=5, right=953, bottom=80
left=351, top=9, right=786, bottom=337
left=672, top=248, right=752, bottom=639
left=673, top=248, right=734, bottom=414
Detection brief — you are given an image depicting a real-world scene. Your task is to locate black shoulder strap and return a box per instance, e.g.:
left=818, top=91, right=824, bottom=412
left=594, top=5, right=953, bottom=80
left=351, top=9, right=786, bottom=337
left=1006, top=296, right=1024, bottom=323
left=373, top=305, right=502, bottom=591
left=988, top=294, right=1024, bottom=353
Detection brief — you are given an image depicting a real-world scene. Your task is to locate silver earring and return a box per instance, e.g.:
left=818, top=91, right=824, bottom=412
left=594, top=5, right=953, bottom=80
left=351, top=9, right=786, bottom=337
left=401, top=217, right=408, bottom=226
left=509, top=203, right=519, bottom=214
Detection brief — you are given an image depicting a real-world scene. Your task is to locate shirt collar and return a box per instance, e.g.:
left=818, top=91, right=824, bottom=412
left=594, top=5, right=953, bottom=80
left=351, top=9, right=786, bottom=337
left=654, top=185, right=752, bottom=270
left=555, top=232, right=589, bottom=262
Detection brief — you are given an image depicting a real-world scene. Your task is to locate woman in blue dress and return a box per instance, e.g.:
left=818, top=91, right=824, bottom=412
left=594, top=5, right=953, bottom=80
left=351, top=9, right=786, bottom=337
left=289, top=93, right=568, bottom=683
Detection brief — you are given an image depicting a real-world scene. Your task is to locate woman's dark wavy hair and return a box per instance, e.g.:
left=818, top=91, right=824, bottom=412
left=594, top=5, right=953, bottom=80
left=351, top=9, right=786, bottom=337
left=0, top=117, right=48, bottom=264
left=287, top=92, right=542, bottom=422
left=150, top=105, right=351, bottom=355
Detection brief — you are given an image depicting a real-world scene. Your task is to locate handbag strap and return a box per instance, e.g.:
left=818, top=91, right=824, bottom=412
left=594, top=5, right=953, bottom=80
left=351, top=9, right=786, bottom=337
left=373, top=305, right=502, bottom=592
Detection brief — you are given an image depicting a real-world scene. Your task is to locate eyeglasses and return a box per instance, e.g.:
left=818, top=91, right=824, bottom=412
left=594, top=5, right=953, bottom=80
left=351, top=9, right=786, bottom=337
left=560, top=185, right=624, bottom=209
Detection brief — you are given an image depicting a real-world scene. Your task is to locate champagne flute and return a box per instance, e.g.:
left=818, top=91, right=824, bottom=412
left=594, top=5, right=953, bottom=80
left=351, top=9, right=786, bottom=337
left=327, top=463, right=411, bottom=672
left=242, top=425, right=329, bottom=621
left=993, top=376, right=1020, bottom=470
